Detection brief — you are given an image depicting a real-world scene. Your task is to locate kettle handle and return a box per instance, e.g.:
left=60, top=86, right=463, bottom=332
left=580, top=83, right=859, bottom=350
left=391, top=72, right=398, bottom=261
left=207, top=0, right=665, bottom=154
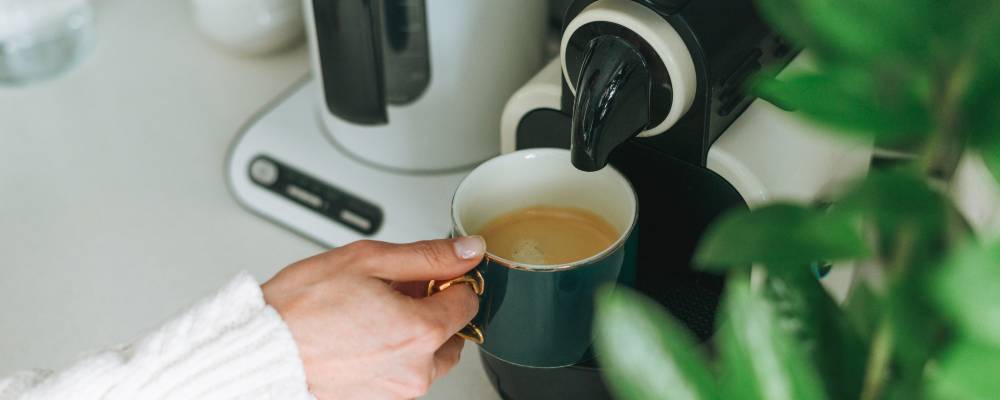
left=312, top=0, right=388, bottom=125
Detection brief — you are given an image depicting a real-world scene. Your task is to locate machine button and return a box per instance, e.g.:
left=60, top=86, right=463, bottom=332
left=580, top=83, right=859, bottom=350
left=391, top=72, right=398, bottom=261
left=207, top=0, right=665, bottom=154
left=286, top=184, right=324, bottom=209
left=249, top=158, right=279, bottom=186
left=339, top=209, right=373, bottom=231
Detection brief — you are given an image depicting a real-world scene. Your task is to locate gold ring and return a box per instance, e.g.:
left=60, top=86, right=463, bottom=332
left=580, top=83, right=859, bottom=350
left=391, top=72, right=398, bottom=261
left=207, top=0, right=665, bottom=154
left=426, top=270, right=485, bottom=344
left=426, top=270, right=484, bottom=296
left=457, top=324, right=485, bottom=344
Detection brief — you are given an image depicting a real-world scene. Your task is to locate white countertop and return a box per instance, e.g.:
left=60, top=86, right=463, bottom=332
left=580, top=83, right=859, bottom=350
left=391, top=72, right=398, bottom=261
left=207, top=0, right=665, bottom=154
left=0, top=0, right=499, bottom=398
left=6, top=1, right=999, bottom=399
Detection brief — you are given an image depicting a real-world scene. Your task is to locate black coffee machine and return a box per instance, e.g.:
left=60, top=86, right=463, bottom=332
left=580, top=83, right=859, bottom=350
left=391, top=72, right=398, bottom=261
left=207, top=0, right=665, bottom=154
left=484, top=0, right=871, bottom=398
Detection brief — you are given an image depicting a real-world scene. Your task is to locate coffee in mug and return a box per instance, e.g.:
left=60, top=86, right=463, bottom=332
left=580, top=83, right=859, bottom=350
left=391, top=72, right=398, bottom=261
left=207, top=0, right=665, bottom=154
left=476, top=205, right=619, bottom=265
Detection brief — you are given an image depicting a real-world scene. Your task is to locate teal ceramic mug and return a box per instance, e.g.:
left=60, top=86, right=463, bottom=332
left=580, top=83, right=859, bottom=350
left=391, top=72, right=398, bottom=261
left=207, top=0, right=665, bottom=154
left=429, top=148, right=638, bottom=368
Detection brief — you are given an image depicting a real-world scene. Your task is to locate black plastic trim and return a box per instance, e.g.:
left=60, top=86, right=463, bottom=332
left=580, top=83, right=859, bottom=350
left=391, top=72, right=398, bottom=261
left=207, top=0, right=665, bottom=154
left=313, top=0, right=388, bottom=125
left=248, top=154, right=384, bottom=236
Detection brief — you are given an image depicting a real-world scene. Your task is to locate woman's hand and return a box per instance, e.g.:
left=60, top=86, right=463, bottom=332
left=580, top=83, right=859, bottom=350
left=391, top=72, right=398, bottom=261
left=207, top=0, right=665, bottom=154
left=262, top=237, right=485, bottom=400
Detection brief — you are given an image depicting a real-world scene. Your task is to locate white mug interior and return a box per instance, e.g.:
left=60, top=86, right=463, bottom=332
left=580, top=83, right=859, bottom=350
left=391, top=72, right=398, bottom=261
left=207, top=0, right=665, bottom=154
left=452, top=148, right=637, bottom=270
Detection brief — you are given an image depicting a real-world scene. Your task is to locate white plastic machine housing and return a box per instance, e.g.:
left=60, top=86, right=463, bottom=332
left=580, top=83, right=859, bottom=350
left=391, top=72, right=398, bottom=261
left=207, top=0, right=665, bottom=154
left=304, top=0, right=547, bottom=172
left=500, top=57, right=873, bottom=302
left=228, top=80, right=471, bottom=247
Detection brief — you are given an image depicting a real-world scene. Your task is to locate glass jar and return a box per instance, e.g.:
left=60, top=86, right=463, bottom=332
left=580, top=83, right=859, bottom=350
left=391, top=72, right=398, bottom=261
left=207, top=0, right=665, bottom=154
left=0, top=0, right=95, bottom=85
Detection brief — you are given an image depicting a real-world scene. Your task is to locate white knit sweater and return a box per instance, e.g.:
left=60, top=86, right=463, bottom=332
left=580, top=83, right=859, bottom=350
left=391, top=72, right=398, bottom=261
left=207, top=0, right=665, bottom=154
left=0, top=272, right=314, bottom=400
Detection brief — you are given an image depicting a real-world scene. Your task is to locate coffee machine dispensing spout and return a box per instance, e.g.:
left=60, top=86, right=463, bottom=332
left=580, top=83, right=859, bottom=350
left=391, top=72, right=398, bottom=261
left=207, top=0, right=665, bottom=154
left=570, top=35, right=661, bottom=171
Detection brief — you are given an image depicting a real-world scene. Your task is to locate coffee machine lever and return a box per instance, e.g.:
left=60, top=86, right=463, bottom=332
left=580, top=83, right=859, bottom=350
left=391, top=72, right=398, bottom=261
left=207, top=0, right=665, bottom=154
left=570, top=35, right=653, bottom=171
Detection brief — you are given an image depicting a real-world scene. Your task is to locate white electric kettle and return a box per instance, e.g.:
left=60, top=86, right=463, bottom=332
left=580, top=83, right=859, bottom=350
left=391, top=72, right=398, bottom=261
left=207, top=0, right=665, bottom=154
left=304, top=0, right=547, bottom=172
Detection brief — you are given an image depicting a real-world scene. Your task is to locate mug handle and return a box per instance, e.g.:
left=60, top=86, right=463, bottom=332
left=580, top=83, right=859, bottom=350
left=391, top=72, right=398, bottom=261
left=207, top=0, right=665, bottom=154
left=427, top=270, right=486, bottom=344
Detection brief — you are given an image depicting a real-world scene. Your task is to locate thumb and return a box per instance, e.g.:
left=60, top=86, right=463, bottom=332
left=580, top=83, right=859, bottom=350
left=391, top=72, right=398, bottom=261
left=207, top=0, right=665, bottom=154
left=350, top=236, right=486, bottom=281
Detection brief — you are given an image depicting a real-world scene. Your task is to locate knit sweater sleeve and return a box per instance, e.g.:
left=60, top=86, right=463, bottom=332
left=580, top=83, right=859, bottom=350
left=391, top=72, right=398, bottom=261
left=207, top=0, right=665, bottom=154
left=0, top=272, right=315, bottom=400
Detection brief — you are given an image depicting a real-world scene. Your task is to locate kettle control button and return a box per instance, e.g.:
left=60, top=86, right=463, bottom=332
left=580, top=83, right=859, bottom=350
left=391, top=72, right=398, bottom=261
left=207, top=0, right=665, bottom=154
left=250, top=158, right=279, bottom=186
left=339, top=209, right=373, bottom=232
left=286, top=184, right=324, bottom=209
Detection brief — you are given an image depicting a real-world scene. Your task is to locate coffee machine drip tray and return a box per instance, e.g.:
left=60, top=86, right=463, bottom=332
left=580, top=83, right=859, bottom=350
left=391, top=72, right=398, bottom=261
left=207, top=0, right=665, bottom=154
left=226, top=78, right=469, bottom=247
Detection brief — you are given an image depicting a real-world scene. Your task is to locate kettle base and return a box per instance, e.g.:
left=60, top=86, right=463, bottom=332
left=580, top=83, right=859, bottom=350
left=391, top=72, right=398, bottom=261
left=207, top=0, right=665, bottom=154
left=226, top=78, right=471, bottom=247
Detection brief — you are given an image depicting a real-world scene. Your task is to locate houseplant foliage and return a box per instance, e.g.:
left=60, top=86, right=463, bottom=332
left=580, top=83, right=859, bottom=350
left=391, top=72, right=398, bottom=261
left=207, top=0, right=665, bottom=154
left=594, top=0, right=1000, bottom=399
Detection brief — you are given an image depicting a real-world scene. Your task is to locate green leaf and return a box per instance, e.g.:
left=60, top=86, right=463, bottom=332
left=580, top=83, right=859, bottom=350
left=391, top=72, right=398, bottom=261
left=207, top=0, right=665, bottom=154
left=837, top=169, right=949, bottom=263
left=932, top=242, right=1000, bottom=347
left=933, top=0, right=1000, bottom=46
left=695, top=203, right=869, bottom=270
left=884, top=269, right=949, bottom=394
left=594, top=286, right=720, bottom=400
left=838, top=171, right=963, bottom=396
left=753, top=68, right=930, bottom=144
left=960, top=3, right=1000, bottom=164
left=926, top=339, right=1000, bottom=400
left=762, top=267, right=868, bottom=400
left=982, top=145, right=1000, bottom=185
left=839, top=171, right=957, bottom=393
left=843, top=282, right=881, bottom=340
left=839, top=169, right=944, bottom=224
left=754, top=0, right=935, bottom=64
left=964, top=16, right=1000, bottom=186
left=718, top=278, right=828, bottom=400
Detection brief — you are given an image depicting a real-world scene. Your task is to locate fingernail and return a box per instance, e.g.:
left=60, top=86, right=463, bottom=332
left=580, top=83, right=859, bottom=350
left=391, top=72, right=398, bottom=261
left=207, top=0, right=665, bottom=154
left=453, top=235, right=486, bottom=260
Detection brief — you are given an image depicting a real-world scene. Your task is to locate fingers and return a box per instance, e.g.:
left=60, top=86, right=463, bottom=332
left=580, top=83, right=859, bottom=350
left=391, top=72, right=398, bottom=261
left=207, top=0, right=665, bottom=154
left=348, top=237, right=486, bottom=282
left=391, top=281, right=429, bottom=299
left=418, top=282, right=479, bottom=344
left=432, top=336, right=465, bottom=380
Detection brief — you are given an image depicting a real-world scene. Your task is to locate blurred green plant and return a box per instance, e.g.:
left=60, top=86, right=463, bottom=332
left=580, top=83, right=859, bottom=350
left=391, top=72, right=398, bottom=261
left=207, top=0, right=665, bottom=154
left=595, top=0, right=1000, bottom=399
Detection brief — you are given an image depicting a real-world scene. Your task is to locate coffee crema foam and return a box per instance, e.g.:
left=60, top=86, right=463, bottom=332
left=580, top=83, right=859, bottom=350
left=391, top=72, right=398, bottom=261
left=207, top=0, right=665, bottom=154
left=475, top=205, right=619, bottom=265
